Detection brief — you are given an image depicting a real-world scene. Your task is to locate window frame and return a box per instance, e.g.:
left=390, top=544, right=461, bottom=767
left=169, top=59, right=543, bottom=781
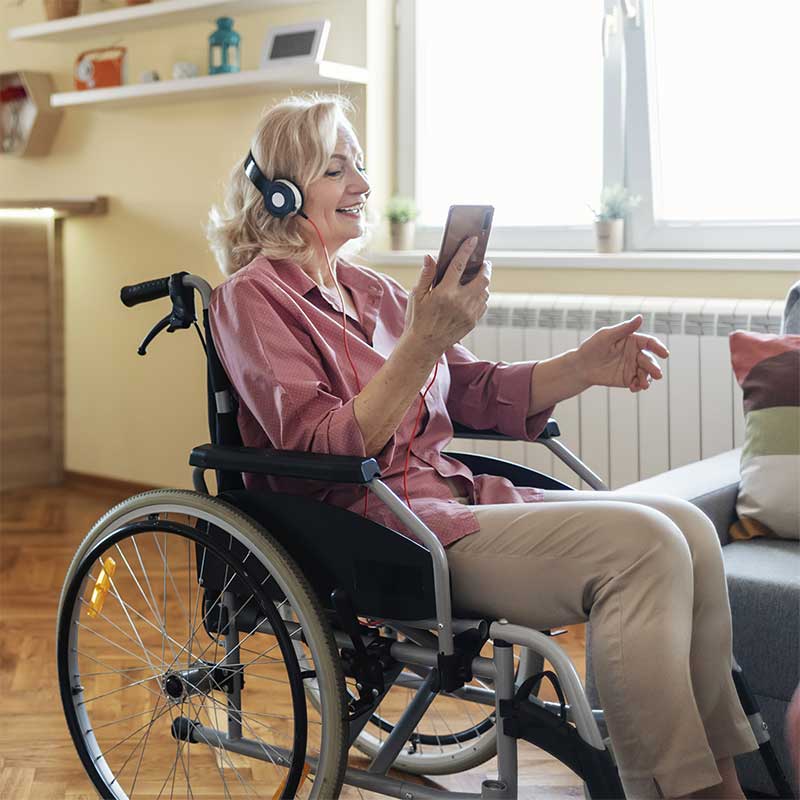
left=396, top=0, right=800, bottom=253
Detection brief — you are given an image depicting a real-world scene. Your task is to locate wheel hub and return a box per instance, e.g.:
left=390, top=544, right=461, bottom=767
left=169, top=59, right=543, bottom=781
left=163, top=674, right=185, bottom=700
left=161, top=661, right=238, bottom=703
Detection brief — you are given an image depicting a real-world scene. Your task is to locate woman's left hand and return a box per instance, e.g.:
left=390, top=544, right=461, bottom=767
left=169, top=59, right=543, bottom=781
left=576, top=314, right=669, bottom=392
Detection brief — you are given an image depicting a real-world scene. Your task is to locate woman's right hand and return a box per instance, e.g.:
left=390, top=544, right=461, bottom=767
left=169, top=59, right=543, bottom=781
left=403, top=237, right=492, bottom=361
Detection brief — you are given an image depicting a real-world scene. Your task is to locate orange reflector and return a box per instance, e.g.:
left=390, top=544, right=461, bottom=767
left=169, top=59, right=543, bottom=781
left=86, top=556, right=116, bottom=618
left=271, top=762, right=311, bottom=800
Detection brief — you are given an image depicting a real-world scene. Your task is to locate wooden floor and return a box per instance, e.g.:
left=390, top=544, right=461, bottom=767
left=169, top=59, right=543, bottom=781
left=0, top=482, right=587, bottom=799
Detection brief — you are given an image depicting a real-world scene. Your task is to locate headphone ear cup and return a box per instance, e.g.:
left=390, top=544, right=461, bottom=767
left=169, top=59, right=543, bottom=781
left=262, top=183, right=293, bottom=218
left=269, top=179, right=303, bottom=218
left=243, top=152, right=304, bottom=219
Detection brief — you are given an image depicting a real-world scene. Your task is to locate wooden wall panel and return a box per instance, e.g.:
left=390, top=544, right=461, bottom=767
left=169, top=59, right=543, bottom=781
left=0, top=218, right=63, bottom=490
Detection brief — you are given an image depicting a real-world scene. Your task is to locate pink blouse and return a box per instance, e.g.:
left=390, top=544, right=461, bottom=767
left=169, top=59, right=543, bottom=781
left=209, top=256, right=554, bottom=548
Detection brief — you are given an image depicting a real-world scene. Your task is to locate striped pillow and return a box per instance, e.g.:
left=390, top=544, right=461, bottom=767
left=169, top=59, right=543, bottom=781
left=729, top=331, right=800, bottom=540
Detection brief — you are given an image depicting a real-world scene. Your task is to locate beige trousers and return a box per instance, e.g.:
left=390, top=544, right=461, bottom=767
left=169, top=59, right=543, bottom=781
left=445, top=490, right=759, bottom=799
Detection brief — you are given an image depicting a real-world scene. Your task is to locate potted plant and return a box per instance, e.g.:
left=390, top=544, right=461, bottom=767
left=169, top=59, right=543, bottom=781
left=385, top=195, right=419, bottom=251
left=589, top=184, right=641, bottom=253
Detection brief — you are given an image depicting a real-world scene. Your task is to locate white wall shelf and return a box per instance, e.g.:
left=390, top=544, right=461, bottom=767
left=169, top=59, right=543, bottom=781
left=8, top=0, right=306, bottom=42
left=49, top=61, right=368, bottom=109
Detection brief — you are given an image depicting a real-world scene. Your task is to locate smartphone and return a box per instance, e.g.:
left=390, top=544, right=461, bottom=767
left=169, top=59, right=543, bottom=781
left=432, top=205, right=494, bottom=287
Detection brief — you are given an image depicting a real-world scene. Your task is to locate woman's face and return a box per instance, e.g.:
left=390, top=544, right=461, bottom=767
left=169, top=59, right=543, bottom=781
left=302, top=127, right=370, bottom=254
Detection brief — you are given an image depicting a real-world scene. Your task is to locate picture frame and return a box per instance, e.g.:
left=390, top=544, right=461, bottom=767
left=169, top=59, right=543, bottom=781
left=259, top=19, right=331, bottom=68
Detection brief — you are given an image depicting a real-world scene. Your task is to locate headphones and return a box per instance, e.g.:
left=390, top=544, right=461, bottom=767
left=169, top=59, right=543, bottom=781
left=244, top=150, right=305, bottom=219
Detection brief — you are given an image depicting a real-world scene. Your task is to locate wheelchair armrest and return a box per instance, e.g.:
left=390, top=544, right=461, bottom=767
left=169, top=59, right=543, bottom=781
left=451, top=417, right=561, bottom=442
left=189, top=444, right=381, bottom=484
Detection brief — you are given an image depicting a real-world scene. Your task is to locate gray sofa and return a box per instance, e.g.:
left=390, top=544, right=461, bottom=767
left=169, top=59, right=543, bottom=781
left=584, top=450, right=799, bottom=796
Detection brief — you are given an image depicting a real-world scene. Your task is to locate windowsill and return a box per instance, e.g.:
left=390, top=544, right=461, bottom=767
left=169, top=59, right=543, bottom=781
left=364, top=250, right=800, bottom=272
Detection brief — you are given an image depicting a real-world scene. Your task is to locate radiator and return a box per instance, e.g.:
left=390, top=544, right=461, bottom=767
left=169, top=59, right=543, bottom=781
left=457, top=294, right=785, bottom=490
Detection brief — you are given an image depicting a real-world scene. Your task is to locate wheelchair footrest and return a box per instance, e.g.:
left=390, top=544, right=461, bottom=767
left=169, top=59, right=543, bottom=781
left=500, top=695, right=624, bottom=800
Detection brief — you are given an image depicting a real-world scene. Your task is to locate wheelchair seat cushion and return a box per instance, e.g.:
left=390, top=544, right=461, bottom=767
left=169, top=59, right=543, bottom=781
left=219, top=489, right=440, bottom=621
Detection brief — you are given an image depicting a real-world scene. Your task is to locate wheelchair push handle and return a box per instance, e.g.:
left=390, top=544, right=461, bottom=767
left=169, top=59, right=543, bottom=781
left=120, top=276, right=171, bottom=307
left=120, top=271, right=203, bottom=356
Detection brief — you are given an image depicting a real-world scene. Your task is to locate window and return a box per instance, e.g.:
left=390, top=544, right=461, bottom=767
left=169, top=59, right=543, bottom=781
left=397, top=0, right=800, bottom=251
left=625, top=0, right=800, bottom=249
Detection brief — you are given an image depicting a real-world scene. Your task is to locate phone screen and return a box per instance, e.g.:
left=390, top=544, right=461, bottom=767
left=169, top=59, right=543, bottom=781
left=433, top=205, right=494, bottom=287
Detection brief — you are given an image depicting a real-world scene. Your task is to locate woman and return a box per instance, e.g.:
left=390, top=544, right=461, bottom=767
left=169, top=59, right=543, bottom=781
left=206, top=94, right=758, bottom=800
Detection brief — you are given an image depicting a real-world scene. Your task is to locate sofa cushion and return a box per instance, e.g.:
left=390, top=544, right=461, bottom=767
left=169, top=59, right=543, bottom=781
left=723, top=538, right=800, bottom=701
left=729, top=330, right=800, bottom=540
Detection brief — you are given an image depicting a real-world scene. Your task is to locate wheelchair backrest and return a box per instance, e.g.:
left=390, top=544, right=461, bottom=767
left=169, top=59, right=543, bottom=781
left=202, top=311, right=246, bottom=492
left=199, top=309, right=440, bottom=621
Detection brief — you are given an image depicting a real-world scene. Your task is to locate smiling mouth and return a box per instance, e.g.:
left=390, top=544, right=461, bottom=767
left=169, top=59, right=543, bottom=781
left=336, top=204, right=364, bottom=217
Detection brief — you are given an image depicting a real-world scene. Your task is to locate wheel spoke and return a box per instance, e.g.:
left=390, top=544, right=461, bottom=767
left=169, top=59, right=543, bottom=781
left=80, top=594, right=180, bottom=668
left=120, top=541, right=183, bottom=668
left=177, top=677, right=285, bottom=770
left=187, top=694, right=265, bottom=799
left=176, top=595, right=290, bottom=692
left=180, top=696, right=233, bottom=800
left=76, top=622, right=166, bottom=676
left=197, top=612, right=302, bottom=694
left=78, top=672, right=162, bottom=706
left=165, top=703, right=195, bottom=800
left=95, top=700, right=173, bottom=761
left=79, top=664, right=154, bottom=679
left=91, top=704, right=167, bottom=732
left=131, top=536, right=171, bottom=642
left=118, top=695, right=166, bottom=795
left=113, top=545, right=171, bottom=649
left=162, top=532, right=169, bottom=670
left=106, top=565, right=165, bottom=678
left=73, top=648, right=164, bottom=703
left=154, top=722, right=192, bottom=800
left=93, top=553, right=199, bottom=669
left=163, top=564, right=243, bottom=673
left=231, top=670, right=289, bottom=687
left=151, top=531, right=191, bottom=623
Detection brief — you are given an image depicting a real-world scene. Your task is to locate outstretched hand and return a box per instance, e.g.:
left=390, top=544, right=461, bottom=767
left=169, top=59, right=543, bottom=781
left=576, top=314, right=669, bottom=392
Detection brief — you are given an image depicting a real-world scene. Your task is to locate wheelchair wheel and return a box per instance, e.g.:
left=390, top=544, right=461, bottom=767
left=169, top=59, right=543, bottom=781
left=57, top=489, right=347, bottom=799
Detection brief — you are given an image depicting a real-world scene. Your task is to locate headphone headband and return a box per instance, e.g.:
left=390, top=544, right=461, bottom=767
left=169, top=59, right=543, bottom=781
left=244, top=151, right=304, bottom=219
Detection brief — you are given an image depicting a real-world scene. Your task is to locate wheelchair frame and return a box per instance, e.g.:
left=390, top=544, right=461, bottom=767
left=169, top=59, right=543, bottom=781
left=61, top=271, right=794, bottom=800
left=182, top=268, right=626, bottom=797
left=187, top=464, right=618, bottom=800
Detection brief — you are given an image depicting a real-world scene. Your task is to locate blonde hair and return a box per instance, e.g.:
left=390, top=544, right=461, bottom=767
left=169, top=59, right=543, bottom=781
left=207, top=93, right=363, bottom=277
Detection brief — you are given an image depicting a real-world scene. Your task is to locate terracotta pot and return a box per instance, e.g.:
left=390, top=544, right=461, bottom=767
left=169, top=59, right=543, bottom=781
left=594, top=218, right=624, bottom=253
left=44, top=0, right=79, bottom=19
left=390, top=221, right=415, bottom=251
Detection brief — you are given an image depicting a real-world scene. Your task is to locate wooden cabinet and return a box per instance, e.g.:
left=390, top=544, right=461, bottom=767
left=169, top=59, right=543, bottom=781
left=0, top=217, right=63, bottom=489
left=0, top=198, right=105, bottom=490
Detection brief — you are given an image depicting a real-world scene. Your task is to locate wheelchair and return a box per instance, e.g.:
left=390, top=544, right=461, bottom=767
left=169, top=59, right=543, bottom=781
left=57, top=271, right=795, bottom=800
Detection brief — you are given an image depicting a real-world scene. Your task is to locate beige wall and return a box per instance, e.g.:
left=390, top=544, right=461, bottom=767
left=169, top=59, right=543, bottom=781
left=0, top=0, right=794, bottom=488
left=0, top=0, right=388, bottom=489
